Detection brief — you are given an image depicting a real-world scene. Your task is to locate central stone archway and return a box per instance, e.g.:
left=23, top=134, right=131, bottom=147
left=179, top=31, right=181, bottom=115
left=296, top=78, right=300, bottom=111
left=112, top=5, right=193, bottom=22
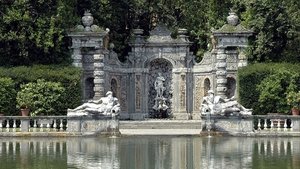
left=148, top=58, right=173, bottom=118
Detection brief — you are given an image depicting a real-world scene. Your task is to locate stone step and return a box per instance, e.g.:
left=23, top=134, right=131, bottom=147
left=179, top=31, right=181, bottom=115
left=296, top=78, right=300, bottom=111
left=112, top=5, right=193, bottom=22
left=119, top=120, right=202, bottom=129
left=119, top=129, right=202, bottom=135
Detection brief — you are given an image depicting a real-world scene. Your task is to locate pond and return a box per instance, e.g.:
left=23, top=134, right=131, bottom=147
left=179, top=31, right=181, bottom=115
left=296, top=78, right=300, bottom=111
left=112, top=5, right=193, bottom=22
left=0, top=136, right=299, bottom=169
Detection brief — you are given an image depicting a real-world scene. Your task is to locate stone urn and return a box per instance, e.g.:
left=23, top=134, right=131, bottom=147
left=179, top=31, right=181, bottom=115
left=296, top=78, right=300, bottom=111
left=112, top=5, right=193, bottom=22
left=82, top=11, right=94, bottom=31
left=227, top=11, right=239, bottom=26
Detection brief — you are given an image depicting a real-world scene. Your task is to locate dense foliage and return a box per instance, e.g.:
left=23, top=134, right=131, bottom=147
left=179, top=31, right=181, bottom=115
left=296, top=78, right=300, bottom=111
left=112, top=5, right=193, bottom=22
left=0, top=0, right=76, bottom=66
left=0, top=65, right=82, bottom=115
left=232, top=0, right=300, bottom=62
left=16, top=79, right=65, bottom=116
left=0, top=0, right=299, bottom=65
left=238, top=63, right=300, bottom=115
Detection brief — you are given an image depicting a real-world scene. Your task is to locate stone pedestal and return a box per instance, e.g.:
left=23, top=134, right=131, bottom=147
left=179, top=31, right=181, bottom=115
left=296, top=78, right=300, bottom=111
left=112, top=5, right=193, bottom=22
left=293, top=119, right=300, bottom=131
left=67, top=115, right=120, bottom=135
left=20, top=119, right=30, bottom=132
left=212, top=117, right=254, bottom=135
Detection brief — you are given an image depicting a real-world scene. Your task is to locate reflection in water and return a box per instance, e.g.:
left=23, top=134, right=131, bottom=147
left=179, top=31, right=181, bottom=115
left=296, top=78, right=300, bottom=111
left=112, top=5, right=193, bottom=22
left=0, top=137, right=299, bottom=169
left=0, top=138, right=67, bottom=169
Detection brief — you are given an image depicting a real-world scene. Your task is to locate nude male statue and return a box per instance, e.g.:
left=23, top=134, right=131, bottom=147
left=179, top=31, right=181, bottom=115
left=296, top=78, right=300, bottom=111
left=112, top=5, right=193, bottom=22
left=154, top=73, right=166, bottom=98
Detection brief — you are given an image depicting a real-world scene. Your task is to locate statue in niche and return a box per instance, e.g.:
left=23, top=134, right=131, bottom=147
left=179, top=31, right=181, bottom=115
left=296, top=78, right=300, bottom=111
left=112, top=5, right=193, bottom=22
left=154, top=73, right=166, bottom=98
left=200, top=90, right=251, bottom=116
left=68, top=91, right=120, bottom=116
left=153, top=73, right=168, bottom=112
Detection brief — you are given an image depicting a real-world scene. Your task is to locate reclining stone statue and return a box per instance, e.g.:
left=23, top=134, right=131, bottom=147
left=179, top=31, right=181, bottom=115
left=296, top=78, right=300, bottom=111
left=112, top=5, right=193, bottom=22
left=201, top=90, right=252, bottom=116
left=68, top=91, right=120, bottom=116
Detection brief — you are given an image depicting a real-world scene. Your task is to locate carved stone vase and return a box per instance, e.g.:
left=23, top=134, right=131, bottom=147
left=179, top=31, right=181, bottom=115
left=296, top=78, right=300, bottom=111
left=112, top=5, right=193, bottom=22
left=82, top=11, right=94, bottom=31
left=292, top=107, right=300, bottom=116
left=227, top=12, right=239, bottom=26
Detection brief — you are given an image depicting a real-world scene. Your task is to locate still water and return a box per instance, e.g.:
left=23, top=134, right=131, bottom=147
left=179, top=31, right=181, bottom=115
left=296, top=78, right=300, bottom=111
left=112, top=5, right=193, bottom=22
left=0, top=136, right=299, bottom=169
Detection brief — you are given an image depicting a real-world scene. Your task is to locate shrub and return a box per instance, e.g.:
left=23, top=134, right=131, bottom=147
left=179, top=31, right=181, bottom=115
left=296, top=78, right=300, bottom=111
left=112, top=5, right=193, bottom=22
left=286, top=91, right=300, bottom=109
left=0, top=78, right=17, bottom=115
left=0, top=65, right=82, bottom=115
left=238, top=63, right=300, bottom=114
left=257, top=69, right=299, bottom=114
left=16, top=79, right=65, bottom=116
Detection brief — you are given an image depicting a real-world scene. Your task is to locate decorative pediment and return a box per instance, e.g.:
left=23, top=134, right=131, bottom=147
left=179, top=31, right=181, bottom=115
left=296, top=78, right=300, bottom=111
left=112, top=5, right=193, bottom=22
left=148, top=24, right=174, bottom=43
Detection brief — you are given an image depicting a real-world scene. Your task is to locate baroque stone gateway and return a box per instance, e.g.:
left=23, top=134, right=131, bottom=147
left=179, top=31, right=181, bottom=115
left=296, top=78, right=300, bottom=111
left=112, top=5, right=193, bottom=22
left=68, top=11, right=253, bottom=120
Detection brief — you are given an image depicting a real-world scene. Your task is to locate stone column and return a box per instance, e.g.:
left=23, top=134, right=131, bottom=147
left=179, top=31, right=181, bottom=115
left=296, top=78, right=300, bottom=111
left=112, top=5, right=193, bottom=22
left=215, top=49, right=227, bottom=98
left=72, top=48, right=82, bottom=68
left=93, top=52, right=105, bottom=99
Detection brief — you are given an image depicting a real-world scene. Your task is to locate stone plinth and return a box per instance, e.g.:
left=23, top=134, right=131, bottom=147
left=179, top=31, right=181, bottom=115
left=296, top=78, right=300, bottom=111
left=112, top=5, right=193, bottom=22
left=202, top=115, right=254, bottom=136
left=67, top=115, right=120, bottom=136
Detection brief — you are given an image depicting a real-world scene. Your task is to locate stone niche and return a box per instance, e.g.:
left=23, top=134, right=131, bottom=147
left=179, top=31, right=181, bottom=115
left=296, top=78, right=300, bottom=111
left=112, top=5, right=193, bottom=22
left=69, top=12, right=252, bottom=120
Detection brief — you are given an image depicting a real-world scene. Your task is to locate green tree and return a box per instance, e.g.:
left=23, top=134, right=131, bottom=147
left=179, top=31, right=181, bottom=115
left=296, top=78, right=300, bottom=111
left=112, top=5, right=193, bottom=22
left=232, top=0, right=297, bottom=62
left=0, top=0, right=76, bottom=66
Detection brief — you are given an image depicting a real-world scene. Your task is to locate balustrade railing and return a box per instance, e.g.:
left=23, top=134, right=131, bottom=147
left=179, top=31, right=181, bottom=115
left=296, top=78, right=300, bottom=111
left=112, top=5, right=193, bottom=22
left=0, top=116, right=68, bottom=132
left=253, top=115, right=300, bottom=131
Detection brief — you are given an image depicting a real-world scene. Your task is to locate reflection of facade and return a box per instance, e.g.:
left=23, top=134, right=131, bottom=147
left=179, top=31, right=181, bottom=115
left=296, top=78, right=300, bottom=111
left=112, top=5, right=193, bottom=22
left=69, top=12, right=252, bottom=120
left=118, top=137, right=201, bottom=169
left=67, top=138, right=120, bottom=169
left=1, top=137, right=300, bottom=168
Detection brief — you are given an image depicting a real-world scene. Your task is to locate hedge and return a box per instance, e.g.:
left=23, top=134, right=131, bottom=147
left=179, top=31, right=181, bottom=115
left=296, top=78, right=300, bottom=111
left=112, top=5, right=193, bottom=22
left=238, top=63, right=300, bottom=115
left=0, top=78, right=17, bottom=115
left=0, top=65, right=82, bottom=115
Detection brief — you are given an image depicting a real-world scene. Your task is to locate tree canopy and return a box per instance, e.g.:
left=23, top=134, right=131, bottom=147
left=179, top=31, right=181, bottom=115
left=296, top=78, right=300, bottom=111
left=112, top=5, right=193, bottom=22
left=0, top=0, right=299, bottom=66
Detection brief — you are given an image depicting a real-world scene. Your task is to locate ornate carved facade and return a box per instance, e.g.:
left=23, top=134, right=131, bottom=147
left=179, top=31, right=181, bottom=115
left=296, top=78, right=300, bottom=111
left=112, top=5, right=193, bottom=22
left=69, top=12, right=252, bottom=120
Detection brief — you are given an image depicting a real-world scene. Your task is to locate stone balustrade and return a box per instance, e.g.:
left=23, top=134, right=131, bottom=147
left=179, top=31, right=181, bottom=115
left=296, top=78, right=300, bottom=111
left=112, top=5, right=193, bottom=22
left=0, top=115, right=119, bottom=136
left=0, top=116, right=67, bottom=133
left=202, top=115, right=300, bottom=136
left=254, top=115, right=300, bottom=131
left=1, top=115, right=300, bottom=136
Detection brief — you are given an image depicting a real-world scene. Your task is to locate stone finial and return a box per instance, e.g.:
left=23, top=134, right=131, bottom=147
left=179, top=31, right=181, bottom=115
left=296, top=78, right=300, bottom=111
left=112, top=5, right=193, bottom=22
left=82, top=10, right=94, bottom=31
left=178, top=28, right=188, bottom=42
left=226, top=9, right=239, bottom=26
